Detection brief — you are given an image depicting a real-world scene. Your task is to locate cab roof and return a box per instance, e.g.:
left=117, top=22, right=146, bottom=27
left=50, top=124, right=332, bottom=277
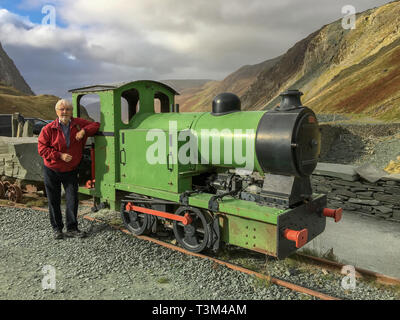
left=68, top=80, right=180, bottom=95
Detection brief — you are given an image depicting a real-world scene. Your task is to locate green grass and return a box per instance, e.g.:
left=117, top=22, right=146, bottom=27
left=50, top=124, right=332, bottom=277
left=253, top=275, right=272, bottom=289
left=109, top=217, right=123, bottom=227
left=24, top=199, right=47, bottom=207
left=321, top=248, right=340, bottom=262
left=0, top=199, right=14, bottom=206
left=299, top=247, right=340, bottom=263
left=299, top=293, right=313, bottom=300
left=235, top=258, right=260, bottom=271
left=157, top=277, right=170, bottom=284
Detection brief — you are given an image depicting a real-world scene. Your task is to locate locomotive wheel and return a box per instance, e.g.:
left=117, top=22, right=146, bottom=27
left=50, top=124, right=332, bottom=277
left=120, top=202, right=152, bottom=236
left=7, top=184, right=22, bottom=203
left=173, top=206, right=210, bottom=253
left=0, top=182, right=4, bottom=199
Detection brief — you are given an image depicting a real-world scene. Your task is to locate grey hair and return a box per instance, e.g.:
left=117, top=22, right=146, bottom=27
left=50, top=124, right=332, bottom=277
left=55, top=99, right=73, bottom=110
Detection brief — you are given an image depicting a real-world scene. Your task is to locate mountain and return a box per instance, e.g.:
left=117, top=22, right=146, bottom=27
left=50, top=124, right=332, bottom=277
left=0, top=84, right=92, bottom=121
left=176, top=57, right=281, bottom=112
left=84, top=101, right=101, bottom=122
left=0, top=41, right=92, bottom=121
left=178, top=1, right=400, bottom=120
left=0, top=43, right=34, bottom=95
left=161, top=79, right=213, bottom=92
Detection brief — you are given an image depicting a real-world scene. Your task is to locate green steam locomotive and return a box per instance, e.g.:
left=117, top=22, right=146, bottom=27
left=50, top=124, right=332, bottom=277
left=71, top=80, right=341, bottom=259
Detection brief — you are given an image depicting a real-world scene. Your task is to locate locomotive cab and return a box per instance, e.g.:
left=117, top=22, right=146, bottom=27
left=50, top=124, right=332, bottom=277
left=69, top=80, right=179, bottom=202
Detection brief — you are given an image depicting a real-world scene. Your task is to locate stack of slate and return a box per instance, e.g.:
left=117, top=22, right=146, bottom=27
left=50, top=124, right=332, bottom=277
left=311, top=162, right=400, bottom=222
left=0, top=136, right=43, bottom=181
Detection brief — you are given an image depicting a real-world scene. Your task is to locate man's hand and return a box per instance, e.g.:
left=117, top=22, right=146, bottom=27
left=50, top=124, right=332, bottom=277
left=76, top=129, right=85, bottom=141
left=60, top=153, right=72, bottom=162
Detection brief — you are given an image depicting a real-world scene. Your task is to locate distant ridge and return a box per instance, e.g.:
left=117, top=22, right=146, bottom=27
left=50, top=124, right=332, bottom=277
left=161, top=79, right=213, bottom=92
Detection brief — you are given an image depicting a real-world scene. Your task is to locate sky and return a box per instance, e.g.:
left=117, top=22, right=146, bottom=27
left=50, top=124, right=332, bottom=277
left=0, top=0, right=394, bottom=98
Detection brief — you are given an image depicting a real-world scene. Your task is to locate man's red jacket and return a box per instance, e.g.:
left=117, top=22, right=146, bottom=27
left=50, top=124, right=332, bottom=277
left=38, top=117, right=100, bottom=172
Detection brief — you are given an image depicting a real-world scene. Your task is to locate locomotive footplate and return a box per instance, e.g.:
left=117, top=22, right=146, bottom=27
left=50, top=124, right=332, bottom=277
left=276, top=194, right=327, bottom=260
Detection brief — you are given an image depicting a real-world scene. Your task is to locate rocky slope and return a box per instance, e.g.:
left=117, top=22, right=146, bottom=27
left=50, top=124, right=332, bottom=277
left=178, top=1, right=400, bottom=120
left=0, top=43, right=34, bottom=96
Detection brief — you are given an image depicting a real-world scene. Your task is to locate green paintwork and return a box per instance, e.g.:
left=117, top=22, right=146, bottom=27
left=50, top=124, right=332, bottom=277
left=69, top=80, right=324, bottom=258
left=191, top=111, right=264, bottom=173
left=219, top=214, right=277, bottom=256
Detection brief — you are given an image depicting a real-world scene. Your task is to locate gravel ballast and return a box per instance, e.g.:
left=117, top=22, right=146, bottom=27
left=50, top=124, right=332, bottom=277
left=0, top=205, right=398, bottom=300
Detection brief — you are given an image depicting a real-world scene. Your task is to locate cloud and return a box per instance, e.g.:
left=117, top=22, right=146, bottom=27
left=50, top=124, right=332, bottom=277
left=0, top=8, right=35, bottom=29
left=0, top=0, right=393, bottom=98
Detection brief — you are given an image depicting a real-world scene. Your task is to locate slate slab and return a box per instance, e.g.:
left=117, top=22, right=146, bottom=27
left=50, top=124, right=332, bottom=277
left=354, top=163, right=387, bottom=183
left=348, top=198, right=380, bottom=206
left=313, top=163, right=359, bottom=181
left=381, top=174, right=400, bottom=182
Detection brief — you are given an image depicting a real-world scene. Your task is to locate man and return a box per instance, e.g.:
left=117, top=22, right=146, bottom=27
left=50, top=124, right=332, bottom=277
left=38, top=99, right=100, bottom=239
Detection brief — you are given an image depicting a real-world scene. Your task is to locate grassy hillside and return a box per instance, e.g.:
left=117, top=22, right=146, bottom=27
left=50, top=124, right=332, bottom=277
left=0, top=85, right=92, bottom=120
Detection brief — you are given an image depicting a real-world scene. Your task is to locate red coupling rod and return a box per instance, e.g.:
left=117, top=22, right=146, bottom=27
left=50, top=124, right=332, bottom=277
left=125, top=203, right=193, bottom=225
left=283, top=228, right=308, bottom=248
left=323, top=208, right=343, bottom=223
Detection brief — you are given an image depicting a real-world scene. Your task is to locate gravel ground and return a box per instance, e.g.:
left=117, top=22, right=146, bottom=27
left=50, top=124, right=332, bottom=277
left=1, top=205, right=398, bottom=300
left=0, top=205, right=307, bottom=300
left=219, top=248, right=400, bottom=301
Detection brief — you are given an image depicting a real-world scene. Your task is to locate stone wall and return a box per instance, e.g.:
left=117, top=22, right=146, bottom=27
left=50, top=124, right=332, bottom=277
left=311, top=163, right=400, bottom=222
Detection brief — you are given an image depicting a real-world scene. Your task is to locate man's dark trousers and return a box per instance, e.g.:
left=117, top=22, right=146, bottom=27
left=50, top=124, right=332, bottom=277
left=43, top=165, right=79, bottom=232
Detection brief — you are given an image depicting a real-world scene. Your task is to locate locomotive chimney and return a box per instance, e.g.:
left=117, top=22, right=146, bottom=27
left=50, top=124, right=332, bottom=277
left=277, top=90, right=303, bottom=111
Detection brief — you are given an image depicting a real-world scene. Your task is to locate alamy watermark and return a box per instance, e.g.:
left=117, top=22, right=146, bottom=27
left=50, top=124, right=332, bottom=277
left=341, top=265, right=356, bottom=290
left=42, top=265, right=56, bottom=290
left=145, top=121, right=255, bottom=171
left=42, top=5, right=56, bottom=29
left=342, top=5, right=356, bottom=30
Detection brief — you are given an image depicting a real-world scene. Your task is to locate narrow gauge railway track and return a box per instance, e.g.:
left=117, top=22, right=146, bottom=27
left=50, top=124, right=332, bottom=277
left=1, top=202, right=399, bottom=299
left=1, top=202, right=338, bottom=300
left=82, top=214, right=340, bottom=300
